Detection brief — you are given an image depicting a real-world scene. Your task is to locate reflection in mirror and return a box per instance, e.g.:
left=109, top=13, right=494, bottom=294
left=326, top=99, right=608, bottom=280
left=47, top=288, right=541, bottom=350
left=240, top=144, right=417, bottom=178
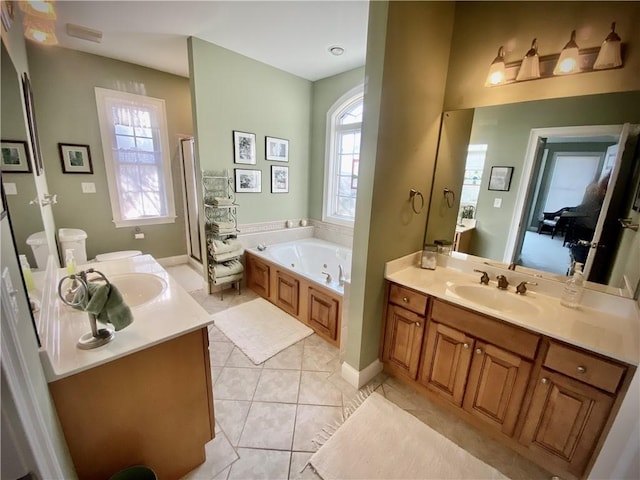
left=426, top=91, right=640, bottom=298
left=1, top=44, right=46, bottom=269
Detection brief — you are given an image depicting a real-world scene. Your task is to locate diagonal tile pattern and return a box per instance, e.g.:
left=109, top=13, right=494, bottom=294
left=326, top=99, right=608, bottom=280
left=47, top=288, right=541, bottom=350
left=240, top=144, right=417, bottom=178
left=173, top=268, right=552, bottom=480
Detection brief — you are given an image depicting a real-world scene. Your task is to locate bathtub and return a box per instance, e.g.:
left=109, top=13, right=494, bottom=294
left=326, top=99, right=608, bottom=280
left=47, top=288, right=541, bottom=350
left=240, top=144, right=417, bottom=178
left=248, top=238, right=351, bottom=295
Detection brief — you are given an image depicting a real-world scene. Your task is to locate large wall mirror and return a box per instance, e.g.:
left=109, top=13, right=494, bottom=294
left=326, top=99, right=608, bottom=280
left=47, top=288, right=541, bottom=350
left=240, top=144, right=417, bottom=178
left=426, top=91, right=640, bottom=299
left=1, top=43, right=46, bottom=268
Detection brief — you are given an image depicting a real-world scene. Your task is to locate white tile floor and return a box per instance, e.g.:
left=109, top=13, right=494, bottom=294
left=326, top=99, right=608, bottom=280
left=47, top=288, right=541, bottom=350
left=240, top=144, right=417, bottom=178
left=167, top=264, right=552, bottom=480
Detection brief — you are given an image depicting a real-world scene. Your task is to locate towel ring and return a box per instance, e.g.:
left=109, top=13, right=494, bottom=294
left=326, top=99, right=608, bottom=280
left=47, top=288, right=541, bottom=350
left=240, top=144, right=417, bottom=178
left=409, top=189, right=425, bottom=214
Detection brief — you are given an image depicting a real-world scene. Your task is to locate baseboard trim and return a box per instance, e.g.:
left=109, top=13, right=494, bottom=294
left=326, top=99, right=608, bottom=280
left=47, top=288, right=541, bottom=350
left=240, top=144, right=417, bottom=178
left=157, top=254, right=189, bottom=267
left=341, top=358, right=384, bottom=389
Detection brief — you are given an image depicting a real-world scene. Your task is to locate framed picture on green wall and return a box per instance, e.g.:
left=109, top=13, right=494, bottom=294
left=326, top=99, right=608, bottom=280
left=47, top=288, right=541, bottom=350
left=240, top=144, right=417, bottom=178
left=233, top=130, right=256, bottom=165
left=265, top=136, right=289, bottom=162
left=1, top=140, right=31, bottom=173
left=59, top=143, right=93, bottom=174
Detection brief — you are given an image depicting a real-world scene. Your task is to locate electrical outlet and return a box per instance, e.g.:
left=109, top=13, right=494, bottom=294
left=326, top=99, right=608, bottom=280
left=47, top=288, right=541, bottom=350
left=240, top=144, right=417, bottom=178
left=81, top=182, right=96, bottom=193
left=493, top=198, right=502, bottom=208
left=134, top=233, right=145, bottom=240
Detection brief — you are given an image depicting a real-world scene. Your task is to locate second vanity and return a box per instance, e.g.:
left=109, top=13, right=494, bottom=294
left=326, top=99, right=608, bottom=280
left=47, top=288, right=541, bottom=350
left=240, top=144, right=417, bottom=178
left=381, top=253, right=638, bottom=480
left=37, top=255, right=214, bottom=479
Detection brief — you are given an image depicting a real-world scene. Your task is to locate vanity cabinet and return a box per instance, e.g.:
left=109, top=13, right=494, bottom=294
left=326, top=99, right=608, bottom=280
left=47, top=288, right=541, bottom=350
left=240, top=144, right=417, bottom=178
left=382, top=284, right=428, bottom=380
left=381, top=281, right=633, bottom=480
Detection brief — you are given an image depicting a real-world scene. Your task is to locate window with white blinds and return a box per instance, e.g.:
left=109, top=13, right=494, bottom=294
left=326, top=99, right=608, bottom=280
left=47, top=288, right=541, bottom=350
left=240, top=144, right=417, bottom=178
left=95, top=88, right=175, bottom=227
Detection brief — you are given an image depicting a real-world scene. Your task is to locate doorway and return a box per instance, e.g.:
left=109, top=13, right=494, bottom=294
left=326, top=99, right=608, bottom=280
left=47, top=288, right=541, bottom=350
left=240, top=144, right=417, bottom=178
left=506, top=124, right=637, bottom=282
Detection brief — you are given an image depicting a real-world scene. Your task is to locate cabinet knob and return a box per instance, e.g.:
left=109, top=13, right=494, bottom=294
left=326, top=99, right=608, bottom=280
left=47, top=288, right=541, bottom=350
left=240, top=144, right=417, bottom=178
left=541, top=378, right=549, bottom=385
left=463, top=343, right=469, bottom=349
left=475, top=348, right=482, bottom=355
left=577, top=365, right=586, bottom=374
left=415, top=322, right=421, bottom=328
left=402, top=297, right=409, bottom=303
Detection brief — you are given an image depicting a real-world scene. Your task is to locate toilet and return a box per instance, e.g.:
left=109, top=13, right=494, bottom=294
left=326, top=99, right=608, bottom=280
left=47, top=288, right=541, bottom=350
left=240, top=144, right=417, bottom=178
left=26, top=231, right=51, bottom=269
left=58, top=228, right=141, bottom=264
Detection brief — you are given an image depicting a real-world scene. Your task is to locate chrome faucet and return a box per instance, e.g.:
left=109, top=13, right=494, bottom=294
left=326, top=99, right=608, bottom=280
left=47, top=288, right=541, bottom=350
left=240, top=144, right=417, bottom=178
left=338, top=264, right=346, bottom=286
left=322, top=272, right=332, bottom=283
left=516, top=281, right=538, bottom=295
left=473, top=269, right=490, bottom=285
left=496, top=275, right=509, bottom=290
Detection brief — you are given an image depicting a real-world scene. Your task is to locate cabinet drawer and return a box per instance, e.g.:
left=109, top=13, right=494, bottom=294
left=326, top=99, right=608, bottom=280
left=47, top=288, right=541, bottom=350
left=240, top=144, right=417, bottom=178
left=389, top=284, right=428, bottom=315
left=544, top=342, right=625, bottom=394
left=430, top=299, right=539, bottom=360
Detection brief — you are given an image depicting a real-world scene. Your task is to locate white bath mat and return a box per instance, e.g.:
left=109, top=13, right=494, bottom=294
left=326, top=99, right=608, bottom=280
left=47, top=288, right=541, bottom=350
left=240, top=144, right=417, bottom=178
left=309, top=392, right=509, bottom=480
left=211, top=298, right=313, bottom=364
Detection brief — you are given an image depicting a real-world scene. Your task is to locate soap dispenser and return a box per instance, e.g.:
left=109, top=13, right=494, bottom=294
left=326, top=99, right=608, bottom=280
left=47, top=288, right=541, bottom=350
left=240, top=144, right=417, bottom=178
left=19, top=255, right=35, bottom=292
left=65, top=249, right=77, bottom=275
left=561, top=262, right=584, bottom=308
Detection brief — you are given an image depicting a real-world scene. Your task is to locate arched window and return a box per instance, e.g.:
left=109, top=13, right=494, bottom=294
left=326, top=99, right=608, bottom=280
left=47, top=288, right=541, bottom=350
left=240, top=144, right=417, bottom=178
left=323, top=86, right=364, bottom=226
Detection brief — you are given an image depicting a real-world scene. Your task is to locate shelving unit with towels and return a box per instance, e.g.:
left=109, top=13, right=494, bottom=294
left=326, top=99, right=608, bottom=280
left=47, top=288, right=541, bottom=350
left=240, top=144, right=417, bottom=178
left=202, top=170, right=243, bottom=299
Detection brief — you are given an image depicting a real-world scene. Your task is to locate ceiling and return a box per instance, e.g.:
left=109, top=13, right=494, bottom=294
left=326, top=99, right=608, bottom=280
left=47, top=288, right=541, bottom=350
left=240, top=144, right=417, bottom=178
left=52, top=1, right=370, bottom=81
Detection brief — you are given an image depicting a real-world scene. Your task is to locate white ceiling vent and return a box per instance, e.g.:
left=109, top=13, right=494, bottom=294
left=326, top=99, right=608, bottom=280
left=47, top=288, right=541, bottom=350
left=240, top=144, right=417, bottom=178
left=66, top=23, right=103, bottom=44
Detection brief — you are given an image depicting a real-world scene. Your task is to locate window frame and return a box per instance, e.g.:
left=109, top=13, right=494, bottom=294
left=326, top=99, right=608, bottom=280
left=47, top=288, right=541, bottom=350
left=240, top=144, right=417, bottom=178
left=95, top=87, right=176, bottom=228
left=322, top=84, right=364, bottom=227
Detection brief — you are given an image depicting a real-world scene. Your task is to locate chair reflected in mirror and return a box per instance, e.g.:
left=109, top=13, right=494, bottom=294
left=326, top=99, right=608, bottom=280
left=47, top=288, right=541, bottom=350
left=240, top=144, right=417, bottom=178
left=537, top=207, right=572, bottom=239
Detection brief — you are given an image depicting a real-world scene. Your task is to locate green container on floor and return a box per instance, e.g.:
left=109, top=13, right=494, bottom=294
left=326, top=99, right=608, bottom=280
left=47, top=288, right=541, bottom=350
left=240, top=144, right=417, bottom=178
left=109, top=466, right=157, bottom=480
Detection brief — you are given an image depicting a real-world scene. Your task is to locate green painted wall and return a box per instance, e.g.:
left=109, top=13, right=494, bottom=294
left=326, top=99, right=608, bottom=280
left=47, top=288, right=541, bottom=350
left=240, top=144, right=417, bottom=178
left=26, top=44, right=192, bottom=261
left=347, top=1, right=456, bottom=370
left=468, top=91, right=640, bottom=261
left=309, top=67, right=365, bottom=220
left=188, top=38, right=312, bottom=225
left=444, top=2, right=640, bottom=110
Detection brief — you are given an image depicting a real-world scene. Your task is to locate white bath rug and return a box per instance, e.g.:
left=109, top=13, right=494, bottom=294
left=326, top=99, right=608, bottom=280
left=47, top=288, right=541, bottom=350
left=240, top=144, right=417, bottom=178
left=309, top=392, right=509, bottom=480
left=211, top=298, right=313, bottom=365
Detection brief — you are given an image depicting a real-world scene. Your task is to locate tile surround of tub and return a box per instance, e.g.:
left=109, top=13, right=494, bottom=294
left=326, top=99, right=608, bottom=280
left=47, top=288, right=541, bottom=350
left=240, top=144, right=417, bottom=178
left=309, top=219, right=353, bottom=248
left=237, top=223, right=313, bottom=250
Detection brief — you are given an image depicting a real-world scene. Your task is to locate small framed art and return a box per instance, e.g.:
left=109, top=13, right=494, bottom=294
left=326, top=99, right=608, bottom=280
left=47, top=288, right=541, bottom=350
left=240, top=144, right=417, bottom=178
left=59, top=143, right=93, bottom=174
left=271, top=165, right=289, bottom=193
left=488, top=166, right=514, bottom=192
left=265, top=136, right=289, bottom=162
left=233, top=130, right=257, bottom=164
left=1, top=140, right=31, bottom=173
left=235, top=168, right=262, bottom=193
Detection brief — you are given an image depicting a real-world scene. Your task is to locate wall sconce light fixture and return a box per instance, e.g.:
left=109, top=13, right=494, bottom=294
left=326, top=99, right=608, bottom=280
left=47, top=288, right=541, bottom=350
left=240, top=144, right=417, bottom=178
left=19, top=0, right=57, bottom=20
left=23, top=16, right=58, bottom=45
left=516, top=38, right=540, bottom=81
left=485, top=21, right=624, bottom=87
left=484, top=46, right=506, bottom=86
left=594, top=22, right=622, bottom=69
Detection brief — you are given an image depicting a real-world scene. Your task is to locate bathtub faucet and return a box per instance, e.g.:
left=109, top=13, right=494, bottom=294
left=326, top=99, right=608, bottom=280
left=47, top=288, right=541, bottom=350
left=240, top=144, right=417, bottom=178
left=338, top=264, right=346, bottom=286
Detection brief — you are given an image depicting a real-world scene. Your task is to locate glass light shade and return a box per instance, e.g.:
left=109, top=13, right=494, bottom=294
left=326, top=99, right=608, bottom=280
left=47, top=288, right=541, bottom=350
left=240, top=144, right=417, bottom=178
left=553, top=30, right=580, bottom=75
left=23, top=17, right=58, bottom=45
left=485, top=46, right=506, bottom=86
left=516, top=39, right=540, bottom=81
left=594, top=22, right=622, bottom=69
left=19, top=0, right=56, bottom=20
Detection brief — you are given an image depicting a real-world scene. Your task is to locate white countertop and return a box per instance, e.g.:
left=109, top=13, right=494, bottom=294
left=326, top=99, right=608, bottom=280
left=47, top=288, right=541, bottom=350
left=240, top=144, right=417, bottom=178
left=385, top=256, right=640, bottom=366
left=37, top=255, right=213, bottom=382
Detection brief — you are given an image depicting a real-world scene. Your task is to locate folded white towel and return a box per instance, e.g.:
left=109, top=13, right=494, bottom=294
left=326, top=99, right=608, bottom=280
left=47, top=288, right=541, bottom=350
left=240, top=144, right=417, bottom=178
left=213, top=197, right=234, bottom=206
left=212, top=248, right=243, bottom=263
left=213, top=220, right=235, bottom=230
left=209, top=238, right=242, bottom=254
left=210, top=259, right=244, bottom=278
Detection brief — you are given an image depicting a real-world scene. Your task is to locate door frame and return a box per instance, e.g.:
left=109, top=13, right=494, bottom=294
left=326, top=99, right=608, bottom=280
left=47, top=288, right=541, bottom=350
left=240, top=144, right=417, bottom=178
left=503, top=124, right=625, bottom=269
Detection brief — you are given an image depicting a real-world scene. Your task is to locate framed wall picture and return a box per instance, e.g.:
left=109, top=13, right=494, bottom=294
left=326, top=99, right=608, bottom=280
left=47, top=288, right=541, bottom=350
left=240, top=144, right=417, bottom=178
left=59, top=143, right=93, bottom=174
left=271, top=165, right=289, bottom=193
left=488, top=166, right=514, bottom=192
left=1, top=140, right=31, bottom=173
left=233, top=130, right=257, bottom=164
left=265, top=136, right=289, bottom=162
left=235, top=168, right=262, bottom=193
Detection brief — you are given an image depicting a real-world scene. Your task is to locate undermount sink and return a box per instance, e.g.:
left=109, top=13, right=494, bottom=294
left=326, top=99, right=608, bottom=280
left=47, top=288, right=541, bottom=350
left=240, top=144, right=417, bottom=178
left=109, top=273, right=167, bottom=307
left=448, top=284, right=539, bottom=316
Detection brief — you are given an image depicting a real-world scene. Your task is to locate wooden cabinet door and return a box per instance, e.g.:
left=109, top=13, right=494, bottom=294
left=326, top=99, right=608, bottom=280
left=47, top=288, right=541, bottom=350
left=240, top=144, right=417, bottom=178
left=308, top=287, right=339, bottom=340
left=520, top=368, right=614, bottom=477
left=275, top=270, right=299, bottom=316
left=418, top=321, right=474, bottom=406
left=247, top=255, right=270, bottom=298
left=462, top=341, right=532, bottom=436
left=382, top=304, right=425, bottom=380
